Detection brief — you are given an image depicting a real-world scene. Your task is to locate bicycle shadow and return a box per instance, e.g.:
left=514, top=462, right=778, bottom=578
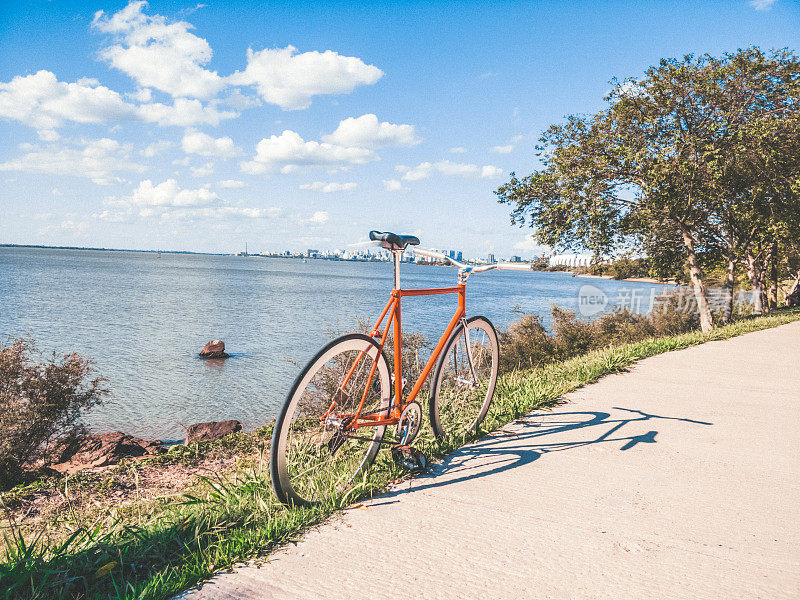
left=383, top=407, right=712, bottom=498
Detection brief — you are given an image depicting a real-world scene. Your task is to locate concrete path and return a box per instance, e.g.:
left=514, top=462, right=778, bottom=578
left=176, top=322, right=800, bottom=600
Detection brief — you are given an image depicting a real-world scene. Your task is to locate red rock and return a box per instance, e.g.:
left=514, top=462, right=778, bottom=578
left=52, top=431, right=164, bottom=474
left=185, top=420, right=242, bottom=444
left=200, top=340, right=229, bottom=359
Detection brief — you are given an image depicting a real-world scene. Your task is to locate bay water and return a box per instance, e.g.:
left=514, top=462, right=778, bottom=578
left=0, top=247, right=669, bottom=440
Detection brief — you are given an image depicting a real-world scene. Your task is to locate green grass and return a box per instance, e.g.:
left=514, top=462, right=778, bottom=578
left=2, top=308, right=798, bottom=600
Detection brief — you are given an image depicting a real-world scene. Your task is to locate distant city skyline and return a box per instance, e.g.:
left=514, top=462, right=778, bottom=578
left=1, top=0, right=797, bottom=257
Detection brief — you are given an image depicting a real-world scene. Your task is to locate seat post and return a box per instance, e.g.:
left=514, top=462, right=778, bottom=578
left=392, top=250, right=402, bottom=289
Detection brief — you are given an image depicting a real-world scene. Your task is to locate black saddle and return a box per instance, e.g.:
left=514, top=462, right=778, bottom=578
left=369, top=230, right=420, bottom=251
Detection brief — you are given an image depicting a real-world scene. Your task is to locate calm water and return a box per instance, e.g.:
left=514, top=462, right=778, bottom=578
left=0, top=247, right=670, bottom=440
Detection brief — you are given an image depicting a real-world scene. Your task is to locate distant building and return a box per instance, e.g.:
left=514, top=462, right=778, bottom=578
left=306, top=249, right=319, bottom=258
left=487, top=253, right=496, bottom=263
left=548, top=253, right=594, bottom=267
left=456, top=251, right=463, bottom=262
left=510, top=255, right=522, bottom=263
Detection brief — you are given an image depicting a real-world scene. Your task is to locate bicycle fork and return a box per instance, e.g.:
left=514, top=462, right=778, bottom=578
left=456, top=317, right=478, bottom=388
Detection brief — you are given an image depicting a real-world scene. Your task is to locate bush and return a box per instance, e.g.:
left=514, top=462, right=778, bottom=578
left=0, top=338, right=107, bottom=489
left=498, top=315, right=557, bottom=372
left=498, top=290, right=700, bottom=373
left=605, top=256, right=647, bottom=280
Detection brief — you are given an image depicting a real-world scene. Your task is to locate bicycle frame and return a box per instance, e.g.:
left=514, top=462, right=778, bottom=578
left=328, top=251, right=466, bottom=431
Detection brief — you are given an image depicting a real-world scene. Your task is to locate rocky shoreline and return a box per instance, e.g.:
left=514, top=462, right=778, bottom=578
left=2, top=419, right=272, bottom=545
left=48, top=419, right=245, bottom=477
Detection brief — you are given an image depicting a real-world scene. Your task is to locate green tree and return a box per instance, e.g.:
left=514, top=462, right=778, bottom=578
left=497, top=48, right=800, bottom=331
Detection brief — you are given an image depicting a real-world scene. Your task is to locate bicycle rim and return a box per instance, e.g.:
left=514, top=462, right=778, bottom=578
left=271, top=334, right=390, bottom=506
left=430, top=317, right=499, bottom=442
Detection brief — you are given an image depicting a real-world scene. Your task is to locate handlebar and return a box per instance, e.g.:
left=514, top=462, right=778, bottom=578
left=411, top=247, right=532, bottom=274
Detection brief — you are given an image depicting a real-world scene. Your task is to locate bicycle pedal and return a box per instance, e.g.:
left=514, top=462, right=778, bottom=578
left=391, top=444, right=429, bottom=474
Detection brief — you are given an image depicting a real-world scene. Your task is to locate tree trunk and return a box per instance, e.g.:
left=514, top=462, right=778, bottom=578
left=680, top=228, right=714, bottom=332
left=786, top=271, right=800, bottom=307
left=721, top=255, right=736, bottom=324
left=745, top=251, right=764, bottom=315
left=768, top=244, right=778, bottom=310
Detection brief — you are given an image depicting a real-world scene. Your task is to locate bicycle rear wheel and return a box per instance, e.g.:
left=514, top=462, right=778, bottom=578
left=429, top=316, right=499, bottom=442
left=271, top=334, right=391, bottom=506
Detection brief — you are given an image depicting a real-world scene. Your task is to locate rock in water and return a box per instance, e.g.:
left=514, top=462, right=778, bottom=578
left=185, top=420, right=242, bottom=444
left=52, top=432, right=164, bottom=474
left=200, top=340, right=229, bottom=359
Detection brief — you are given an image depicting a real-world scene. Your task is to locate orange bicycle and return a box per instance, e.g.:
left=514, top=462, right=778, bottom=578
left=270, top=231, right=531, bottom=506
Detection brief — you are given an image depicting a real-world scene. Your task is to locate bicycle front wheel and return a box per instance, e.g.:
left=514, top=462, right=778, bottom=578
left=429, top=316, right=499, bottom=442
left=271, top=334, right=391, bottom=506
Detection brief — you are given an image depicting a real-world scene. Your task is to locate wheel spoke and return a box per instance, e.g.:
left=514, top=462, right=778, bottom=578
left=431, top=319, right=498, bottom=441
left=272, top=335, right=390, bottom=505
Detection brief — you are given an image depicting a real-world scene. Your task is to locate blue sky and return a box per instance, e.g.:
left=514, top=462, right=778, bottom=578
left=1, top=0, right=797, bottom=257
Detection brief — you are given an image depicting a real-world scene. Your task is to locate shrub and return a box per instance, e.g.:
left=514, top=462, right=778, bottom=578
left=498, top=289, right=700, bottom=373
left=0, top=338, right=107, bottom=489
left=498, top=314, right=557, bottom=372
left=606, top=256, right=647, bottom=280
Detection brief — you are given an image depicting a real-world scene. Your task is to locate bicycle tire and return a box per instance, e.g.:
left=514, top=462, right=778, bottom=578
left=429, top=316, right=499, bottom=442
left=271, top=333, right=391, bottom=506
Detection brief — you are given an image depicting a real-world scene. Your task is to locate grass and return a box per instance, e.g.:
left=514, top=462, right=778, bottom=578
left=2, top=308, right=798, bottom=600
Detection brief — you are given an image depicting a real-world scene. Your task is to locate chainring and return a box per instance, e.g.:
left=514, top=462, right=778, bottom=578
left=396, top=401, right=422, bottom=445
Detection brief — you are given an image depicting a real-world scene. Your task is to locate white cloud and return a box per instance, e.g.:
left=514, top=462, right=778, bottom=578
left=140, top=140, right=172, bottom=157
left=39, top=219, right=89, bottom=236
left=491, top=135, right=522, bottom=154
left=217, top=179, right=245, bottom=188
left=305, top=210, right=329, bottom=225
left=137, top=98, right=237, bottom=127
left=396, top=160, right=503, bottom=181
left=449, top=146, right=467, bottom=154
left=514, top=234, right=544, bottom=252
left=434, top=159, right=479, bottom=177
left=92, top=1, right=225, bottom=100
left=299, top=181, right=357, bottom=193
left=0, top=70, right=137, bottom=129
left=190, top=161, right=214, bottom=177
left=322, top=114, right=420, bottom=148
left=127, top=88, right=153, bottom=102
left=37, top=129, right=60, bottom=142
left=216, top=89, right=261, bottom=110
left=129, top=178, right=217, bottom=207
left=228, top=45, right=383, bottom=110
left=242, top=130, right=376, bottom=174
left=0, top=137, right=144, bottom=185
left=157, top=206, right=274, bottom=221
left=480, top=165, right=504, bottom=178
left=0, top=70, right=236, bottom=130
left=101, top=177, right=278, bottom=222
left=749, top=0, right=777, bottom=9
left=396, top=162, right=433, bottom=181
left=181, top=129, right=240, bottom=157
left=383, top=178, right=404, bottom=192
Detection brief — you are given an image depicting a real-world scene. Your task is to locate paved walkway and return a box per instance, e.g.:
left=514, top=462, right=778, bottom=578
left=176, top=322, right=800, bottom=600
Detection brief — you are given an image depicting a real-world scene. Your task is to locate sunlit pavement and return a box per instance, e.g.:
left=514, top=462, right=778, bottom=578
left=175, top=321, right=800, bottom=600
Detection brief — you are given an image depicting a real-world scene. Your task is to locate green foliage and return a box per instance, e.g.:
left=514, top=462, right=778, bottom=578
left=0, top=338, right=107, bottom=489
left=496, top=47, right=800, bottom=329
left=605, top=256, right=646, bottom=280
left=499, top=291, right=700, bottom=373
